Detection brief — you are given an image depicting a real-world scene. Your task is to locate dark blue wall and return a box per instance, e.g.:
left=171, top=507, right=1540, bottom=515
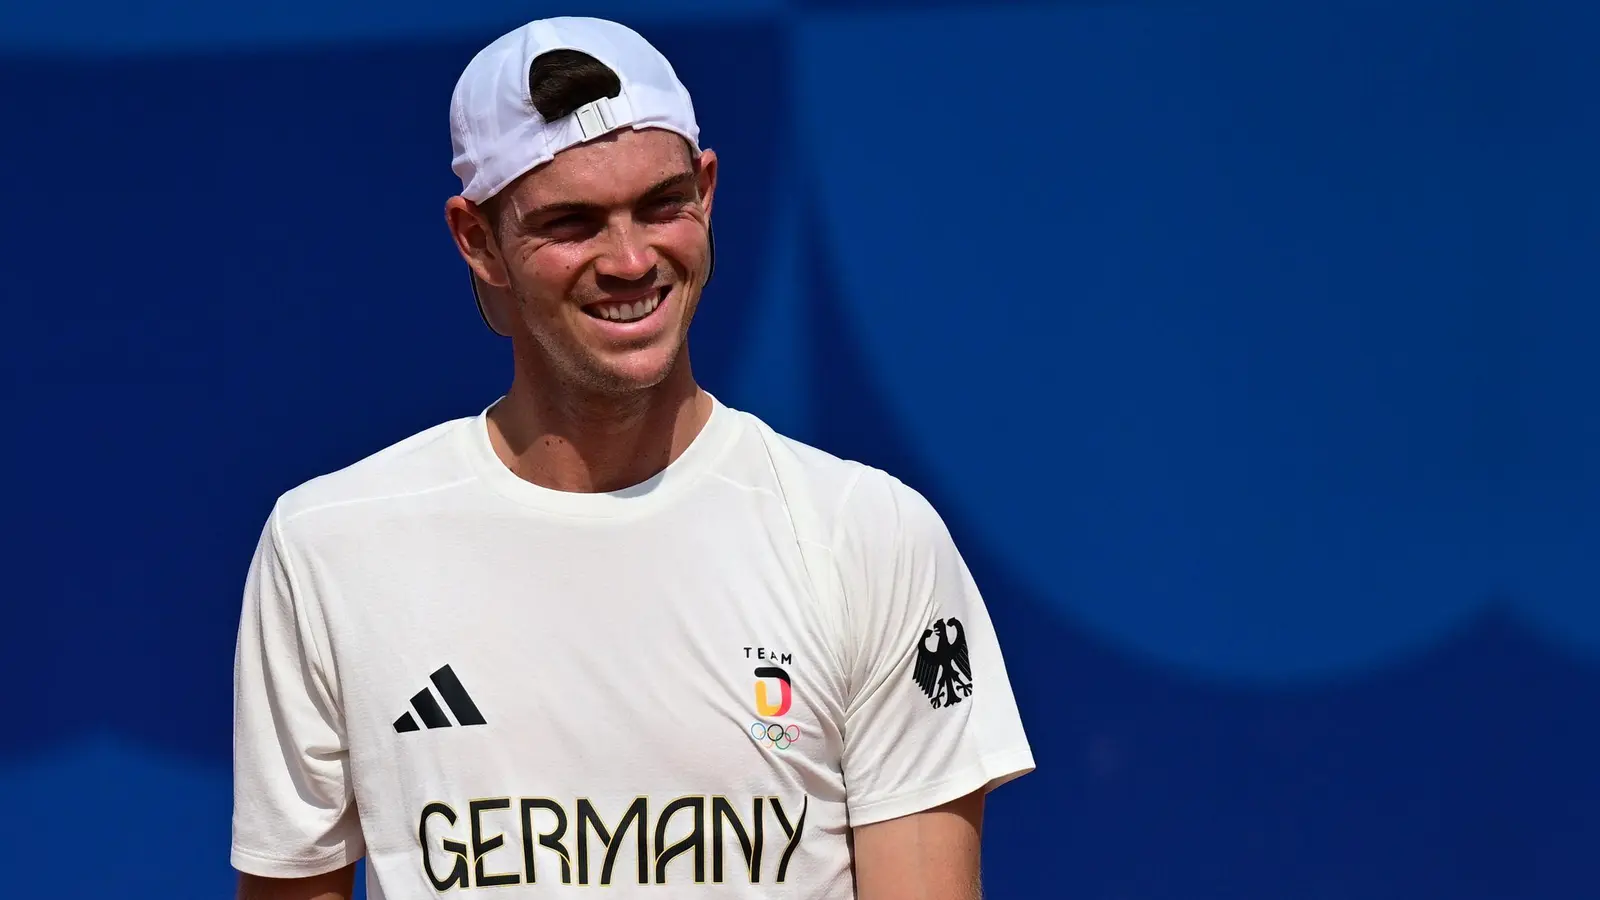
left=2, top=1, right=1596, bottom=896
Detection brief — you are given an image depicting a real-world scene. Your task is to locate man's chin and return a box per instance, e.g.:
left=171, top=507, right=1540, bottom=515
left=575, top=343, right=688, bottom=395
left=513, top=306, right=692, bottom=395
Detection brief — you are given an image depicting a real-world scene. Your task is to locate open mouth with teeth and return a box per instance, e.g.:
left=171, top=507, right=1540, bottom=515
left=584, top=287, right=669, bottom=323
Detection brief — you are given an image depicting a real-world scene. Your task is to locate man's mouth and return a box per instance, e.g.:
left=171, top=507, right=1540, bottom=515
left=584, top=287, right=668, bottom=323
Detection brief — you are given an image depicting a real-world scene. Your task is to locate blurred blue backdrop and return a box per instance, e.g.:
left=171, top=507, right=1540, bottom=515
left=2, top=0, right=1596, bottom=896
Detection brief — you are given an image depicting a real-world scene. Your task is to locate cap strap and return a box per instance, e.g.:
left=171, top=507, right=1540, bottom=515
left=571, top=94, right=635, bottom=141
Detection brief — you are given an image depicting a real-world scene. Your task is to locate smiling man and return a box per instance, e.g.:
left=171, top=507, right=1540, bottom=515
left=230, top=16, right=1033, bottom=900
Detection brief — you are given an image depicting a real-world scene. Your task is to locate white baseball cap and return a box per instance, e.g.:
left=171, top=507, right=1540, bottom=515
left=449, top=16, right=709, bottom=335
left=451, top=16, right=701, bottom=203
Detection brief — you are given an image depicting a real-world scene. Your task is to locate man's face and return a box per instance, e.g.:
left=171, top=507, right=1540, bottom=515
left=469, top=128, right=717, bottom=394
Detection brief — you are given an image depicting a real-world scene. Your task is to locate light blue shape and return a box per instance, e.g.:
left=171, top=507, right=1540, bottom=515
left=796, top=3, right=1497, bottom=683
left=0, top=0, right=787, bottom=57
left=0, top=735, right=236, bottom=892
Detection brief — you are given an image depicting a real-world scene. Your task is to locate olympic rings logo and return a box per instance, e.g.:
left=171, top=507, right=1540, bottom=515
left=749, top=721, right=801, bottom=751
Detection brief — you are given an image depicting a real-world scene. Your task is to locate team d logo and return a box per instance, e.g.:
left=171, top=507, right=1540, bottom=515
left=753, top=666, right=792, bottom=717
left=913, top=617, right=973, bottom=709
left=751, top=666, right=800, bottom=750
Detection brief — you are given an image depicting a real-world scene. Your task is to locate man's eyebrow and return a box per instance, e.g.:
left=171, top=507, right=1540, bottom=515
left=638, top=171, right=698, bottom=199
left=517, top=171, right=697, bottom=225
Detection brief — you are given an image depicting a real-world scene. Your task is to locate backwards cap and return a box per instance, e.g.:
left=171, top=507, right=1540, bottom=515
left=448, top=17, right=706, bottom=334
left=451, top=16, right=701, bottom=204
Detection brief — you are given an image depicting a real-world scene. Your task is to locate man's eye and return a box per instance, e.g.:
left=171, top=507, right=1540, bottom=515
left=538, top=216, right=596, bottom=238
left=643, top=197, right=688, bottom=219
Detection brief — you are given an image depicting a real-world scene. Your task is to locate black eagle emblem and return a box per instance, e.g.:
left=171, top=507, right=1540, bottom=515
left=913, top=617, right=972, bottom=708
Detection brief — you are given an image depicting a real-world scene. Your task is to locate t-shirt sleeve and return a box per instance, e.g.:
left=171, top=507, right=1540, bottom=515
left=834, top=470, right=1035, bottom=827
left=231, top=505, right=365, bottom=878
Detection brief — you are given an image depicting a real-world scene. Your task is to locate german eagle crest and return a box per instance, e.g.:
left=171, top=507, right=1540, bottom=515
left=913, top=617, right=972, bottom=709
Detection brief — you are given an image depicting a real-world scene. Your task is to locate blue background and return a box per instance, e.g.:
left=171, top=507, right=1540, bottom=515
left=2, top=0, right=1596, bottom=896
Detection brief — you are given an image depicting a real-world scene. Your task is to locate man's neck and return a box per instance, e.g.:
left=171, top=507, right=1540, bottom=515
left=485, top=360, right=713, bottom=494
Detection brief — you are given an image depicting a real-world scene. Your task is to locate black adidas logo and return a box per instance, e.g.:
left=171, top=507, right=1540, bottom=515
left=394, top=664, right=486, bottom=733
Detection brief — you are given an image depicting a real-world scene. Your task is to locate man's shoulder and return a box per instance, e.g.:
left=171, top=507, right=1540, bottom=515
left=730, top=408, right=936, bottom=542
left=272, top=414, right=478, bottom=530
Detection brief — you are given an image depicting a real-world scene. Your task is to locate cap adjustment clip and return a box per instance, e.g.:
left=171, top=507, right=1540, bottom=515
left=573, top=96, right=620, bottom=141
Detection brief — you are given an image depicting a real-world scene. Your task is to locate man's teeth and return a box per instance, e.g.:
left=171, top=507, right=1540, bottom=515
left=594, top=293, right=661, bottom=322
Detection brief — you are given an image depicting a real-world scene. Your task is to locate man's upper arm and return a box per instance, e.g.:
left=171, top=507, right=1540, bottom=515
left=851, top=790, right=985, bottom=900
left=237, top=863, right=357, bottom=900
left=832, top=469, right=1033, bottom=860
left=232, top=505, right=366, bottom=879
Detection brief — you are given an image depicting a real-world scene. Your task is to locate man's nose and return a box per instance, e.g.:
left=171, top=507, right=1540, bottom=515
left=594, top=220, right=659, bottom=282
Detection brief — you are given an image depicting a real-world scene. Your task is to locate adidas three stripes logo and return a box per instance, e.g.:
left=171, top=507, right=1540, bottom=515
left=394, top=664, right=486, bottom=733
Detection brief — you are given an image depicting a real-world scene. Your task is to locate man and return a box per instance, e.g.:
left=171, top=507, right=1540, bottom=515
left=231, top=16, right=1033, bottom=900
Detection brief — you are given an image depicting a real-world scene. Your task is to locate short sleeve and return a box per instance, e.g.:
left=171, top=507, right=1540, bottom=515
left=231, top=505, right=365, bottom=877
left=834, top=471, right=1035, bottom=827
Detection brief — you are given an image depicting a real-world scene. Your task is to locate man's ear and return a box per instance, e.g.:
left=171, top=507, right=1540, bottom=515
left=444, top=195, right=510, bottom=288
left=694, top=148, right=719, bottom=224
left=694, top=148, right=719, bottom=287
left=446, top=196, right=517, bottom=337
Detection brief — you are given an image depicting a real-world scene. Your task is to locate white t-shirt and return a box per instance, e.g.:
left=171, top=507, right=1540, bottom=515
left=232, top=395, right=1034, bottom=898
